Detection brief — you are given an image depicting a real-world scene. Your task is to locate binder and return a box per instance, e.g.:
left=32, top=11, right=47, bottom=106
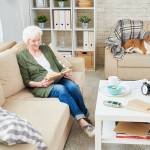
left=59, top=10, right=65, bottom=30
left=65, top=10, right=71, bottom=30
left=83, top=31, right=89, bottom=50
left=88, top=32, right=94, bottom=51
left=53, top=10, right=60, bottom=30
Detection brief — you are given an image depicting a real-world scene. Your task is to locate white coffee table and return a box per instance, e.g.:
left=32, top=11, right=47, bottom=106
left=95, top=80, right=150, bottom=150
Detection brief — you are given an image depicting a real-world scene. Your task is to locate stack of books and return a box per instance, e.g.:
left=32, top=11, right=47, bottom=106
left=114, top=122, right=150, bottom=139
left=77, top=0, right=93, bottom=7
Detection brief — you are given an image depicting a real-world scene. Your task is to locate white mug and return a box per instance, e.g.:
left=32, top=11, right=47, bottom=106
left=108, top=76, right=120, bottom=87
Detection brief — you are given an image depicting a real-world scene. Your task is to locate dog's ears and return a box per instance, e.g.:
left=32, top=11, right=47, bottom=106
left=144, top=35, right=150, bottom=41
left=143, top=31, right=150, bottom=41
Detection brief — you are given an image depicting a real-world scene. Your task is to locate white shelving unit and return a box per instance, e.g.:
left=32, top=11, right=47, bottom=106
left=29, top=0, right=96, bottom=70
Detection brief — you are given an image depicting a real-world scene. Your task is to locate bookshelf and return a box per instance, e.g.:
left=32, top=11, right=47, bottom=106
left=29, top=0, right=96, bottom=70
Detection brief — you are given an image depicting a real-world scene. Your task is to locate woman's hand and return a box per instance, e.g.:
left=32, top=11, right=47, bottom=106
left=29, top=79, right=54, bottom=88
left=39, top=79, right=54, bottom=88
left=64, top=71, right=72, bottom=79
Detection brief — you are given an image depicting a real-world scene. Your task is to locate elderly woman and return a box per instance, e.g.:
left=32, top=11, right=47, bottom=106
left=17, top=26, right=94, bottom=137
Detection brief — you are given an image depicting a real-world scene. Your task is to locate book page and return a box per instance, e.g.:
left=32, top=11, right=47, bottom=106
left=61, top=68, right=72, bottom=75
left=45, top=72, right=63, bottom=81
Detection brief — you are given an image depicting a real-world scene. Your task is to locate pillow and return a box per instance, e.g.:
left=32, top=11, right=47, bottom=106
left=0, top=41, right=16, bottom=52
left=11, top=41, right=27, bottom=53
left=0, top=83, right=5, bottom=106
left=0, top=108, right=48, bottom=150
left=49, top=43, right=72, bottom=68
left=0, top=49, right=25, bottom=98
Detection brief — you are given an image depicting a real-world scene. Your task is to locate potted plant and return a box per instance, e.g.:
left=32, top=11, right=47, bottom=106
left=79, top=16, right=91, bottom=29
left=37, top=15, right=47, bottom=28
left=56, top=0, right=67, bottom=8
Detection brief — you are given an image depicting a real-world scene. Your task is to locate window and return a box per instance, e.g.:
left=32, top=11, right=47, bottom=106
left=0, top=17, right=3, bottom=43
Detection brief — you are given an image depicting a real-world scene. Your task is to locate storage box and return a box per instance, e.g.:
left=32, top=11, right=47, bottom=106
left=75, top=51, right=94, bottom=70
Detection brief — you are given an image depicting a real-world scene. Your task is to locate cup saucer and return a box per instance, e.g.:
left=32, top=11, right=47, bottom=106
left=107, top=85, right=123, bottom=96
left=102, top=84, right=131, bottom=97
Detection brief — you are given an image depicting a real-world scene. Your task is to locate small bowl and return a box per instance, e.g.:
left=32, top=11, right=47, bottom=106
left=107, top=85, right=122, bottom=95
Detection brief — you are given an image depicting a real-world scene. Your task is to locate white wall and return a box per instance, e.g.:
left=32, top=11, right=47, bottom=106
left=96, top=0, right=150, bottom=65
left=0, top=0, right=30, bottom=42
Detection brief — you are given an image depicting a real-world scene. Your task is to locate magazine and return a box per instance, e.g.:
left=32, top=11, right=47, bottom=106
left=44, top=68, right=72, bottom=81
left=114, top=122, right=150, bottom=139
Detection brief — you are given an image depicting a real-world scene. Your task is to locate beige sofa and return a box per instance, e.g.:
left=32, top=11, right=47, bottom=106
left=0, top=41, right=85, bottom=150
left=105, top=21, right=150, bottom=80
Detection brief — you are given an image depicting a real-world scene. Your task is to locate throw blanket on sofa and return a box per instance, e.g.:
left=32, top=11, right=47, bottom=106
left=0, top=108, right=47, bottom=150
left=105, top=19, right=144, bottom=58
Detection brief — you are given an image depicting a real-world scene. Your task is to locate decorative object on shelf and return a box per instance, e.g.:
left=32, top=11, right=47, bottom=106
left=141, top=81, right=150, bottom=95
left=37, top=15, right=48, bottom=28
left=79, top=16, right=91, bottom=29
left=56, top=0, right=67, bottom=8
left=77, top=0, right=93, bottom=7
left=36, top=0, right=48, bottom=7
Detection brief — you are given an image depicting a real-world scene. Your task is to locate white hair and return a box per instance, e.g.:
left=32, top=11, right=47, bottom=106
left=22, top=25, right=43, bottom=44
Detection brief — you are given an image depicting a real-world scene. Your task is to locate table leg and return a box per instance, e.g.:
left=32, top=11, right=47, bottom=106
left=95, top=120, right=102, bottom=150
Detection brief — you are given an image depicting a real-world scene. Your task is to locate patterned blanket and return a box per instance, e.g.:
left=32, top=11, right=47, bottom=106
left=105, top=19, right=145, bottom=58
left=0, top=107, right=48, bottom=150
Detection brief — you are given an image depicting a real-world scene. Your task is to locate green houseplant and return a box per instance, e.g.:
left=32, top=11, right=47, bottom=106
left=79, top=16, right=91, bottom=29
left=55, top=0, right=67, bottom=7
left=37, top=15, right=47, bottom=28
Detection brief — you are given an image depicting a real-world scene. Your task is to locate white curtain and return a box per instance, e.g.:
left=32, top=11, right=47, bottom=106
left=0, top=17, right=3, bottom=43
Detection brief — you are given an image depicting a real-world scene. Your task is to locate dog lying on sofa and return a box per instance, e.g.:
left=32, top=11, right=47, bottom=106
left=122, top=33, right=150, bottom=54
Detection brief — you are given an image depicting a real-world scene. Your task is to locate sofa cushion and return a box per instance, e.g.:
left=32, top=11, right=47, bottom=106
left=0, top=144, right=36, bottom=150
left=11, top=42, right=27, bottom=53
left=3, top=99, right=71, bottom=150
left=118, top=53, right=150, bottom=67
left=0, top=50, right=25, bottom=98
left=49, top=43, right=72, bottom=68
left=118, top=68, right=150, bottom=80
left=72, top=72, right=84, bottom=89
left=6, top=89, right=34, bottom=102
left=0, top=107, right=47, bottom=150
left=0, top=83, right=5, bottom=106
left=0, top=41, right=16, bottom=52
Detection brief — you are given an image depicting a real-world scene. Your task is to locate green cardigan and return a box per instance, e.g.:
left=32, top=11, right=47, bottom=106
left=17, top=45, right=64, bottom=97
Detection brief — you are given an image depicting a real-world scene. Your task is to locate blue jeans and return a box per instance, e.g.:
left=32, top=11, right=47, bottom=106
left=48, top=78, right=88, bottom=120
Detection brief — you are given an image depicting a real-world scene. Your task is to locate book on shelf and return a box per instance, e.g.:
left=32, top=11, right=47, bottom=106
left=114, top=122, right=150, bottom=139
left=116, top=133, right=150, bottom=139
left=44, top=68, right=72, bottom=81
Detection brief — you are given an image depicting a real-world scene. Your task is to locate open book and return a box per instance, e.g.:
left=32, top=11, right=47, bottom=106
left=44, top=68, right=72, bottom=81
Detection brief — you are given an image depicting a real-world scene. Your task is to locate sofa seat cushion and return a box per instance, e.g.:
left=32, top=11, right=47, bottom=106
left=3, top=99, right=71, bottom=150
left=6, top=88, right=34, bottom=102
left=118, top=53, right=150, bottom=67
left=0, top=41, right=16, bottom=52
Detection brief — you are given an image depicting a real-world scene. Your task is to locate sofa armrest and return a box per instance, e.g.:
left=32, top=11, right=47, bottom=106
left=105, top=47, right=118, bottom=79
left=66, top=57, right=85, bottom=72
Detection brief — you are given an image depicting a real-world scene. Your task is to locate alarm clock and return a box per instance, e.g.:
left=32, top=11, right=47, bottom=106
left=141, top=82, right=150, bottom=95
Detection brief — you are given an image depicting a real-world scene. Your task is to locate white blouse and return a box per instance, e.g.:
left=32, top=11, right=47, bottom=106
left=34, top=53, right=54, bottom=72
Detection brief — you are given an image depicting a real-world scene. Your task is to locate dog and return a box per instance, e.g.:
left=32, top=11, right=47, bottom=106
left=122, top=34, right=150, bottom=54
